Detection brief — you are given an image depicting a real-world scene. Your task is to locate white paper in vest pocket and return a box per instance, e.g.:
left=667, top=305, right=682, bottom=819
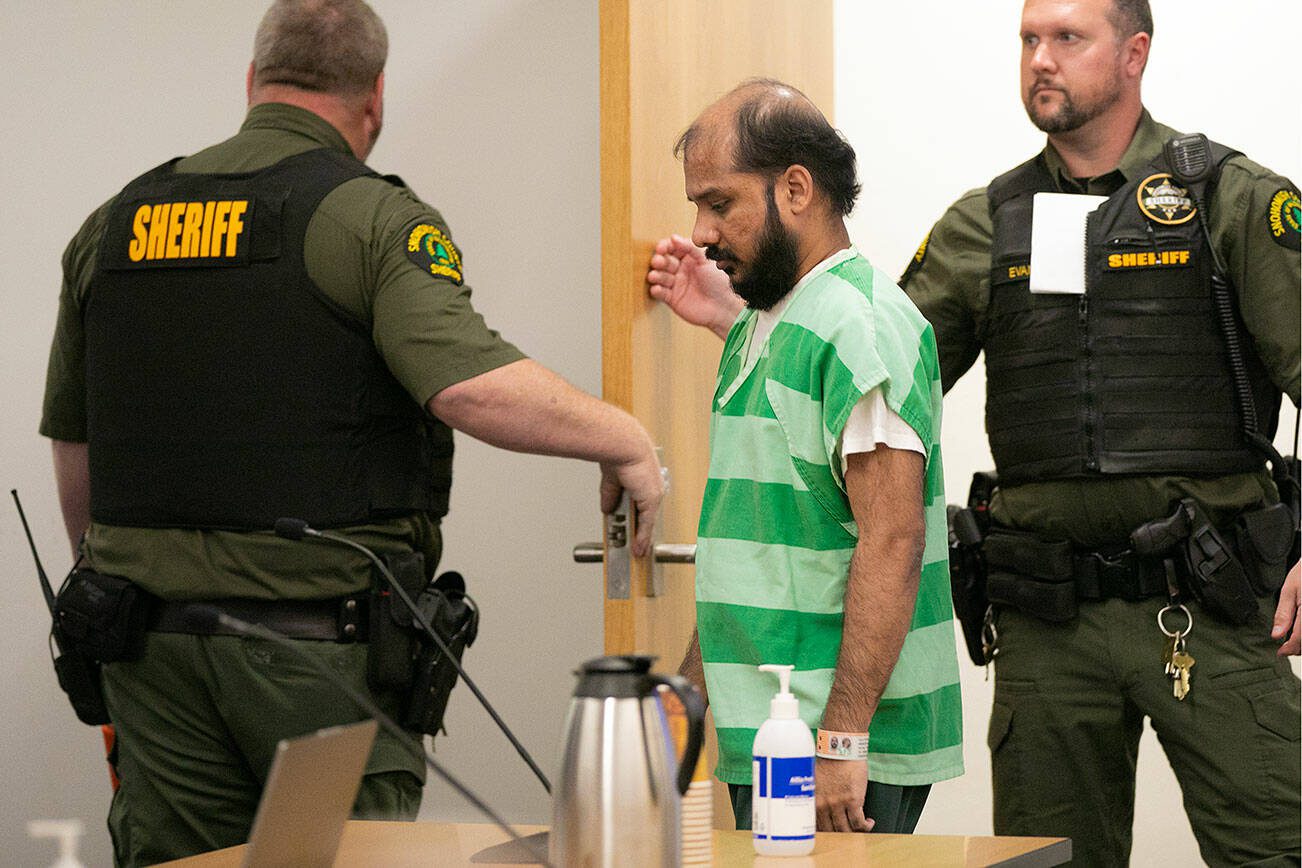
left=242, top=719, right=378, bottom=868
left=1030, top=192, right=1107, bottom=294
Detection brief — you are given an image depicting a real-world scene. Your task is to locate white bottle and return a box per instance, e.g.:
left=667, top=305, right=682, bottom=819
left=752, top=663, right=815, bottom=856
left=27, top=819, right=87, bottom=868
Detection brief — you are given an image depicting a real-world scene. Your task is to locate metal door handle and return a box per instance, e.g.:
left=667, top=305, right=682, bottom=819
left=577, top=455, right=691, bottom=599
left=571, top=543, right=696, bottom=564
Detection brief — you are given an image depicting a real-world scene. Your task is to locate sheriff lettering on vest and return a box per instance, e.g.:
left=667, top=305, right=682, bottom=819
left=39, top=1, right=663, bottom=864
left=648, top=80, right=963, bottom=836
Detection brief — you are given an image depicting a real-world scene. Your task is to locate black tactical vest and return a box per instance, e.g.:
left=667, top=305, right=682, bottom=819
left=983, top=141, right=1280, bottom=485
left=85, top=148, right=452, bottom=530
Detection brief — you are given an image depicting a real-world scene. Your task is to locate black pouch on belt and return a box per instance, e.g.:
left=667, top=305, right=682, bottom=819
left=54, top=569, right=153, bottom=663
left=52, top=648, right=111, bottom=726
left=984, top=527, right=1078, bottom=622
left=1234, top=502, right=1295, bottom=596
left=367, top=551, right=426, bottom=692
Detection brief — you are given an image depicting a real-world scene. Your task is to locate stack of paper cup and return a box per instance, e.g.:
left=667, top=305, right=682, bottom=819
left=660, top=687, right=713, bottom=865
left=680, top=759, right=713, bottom=865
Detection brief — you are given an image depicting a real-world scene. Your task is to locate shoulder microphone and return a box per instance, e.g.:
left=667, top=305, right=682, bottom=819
left=182, top=604, right=549, bottom=865
left=271, top=518, right=552, bottom=794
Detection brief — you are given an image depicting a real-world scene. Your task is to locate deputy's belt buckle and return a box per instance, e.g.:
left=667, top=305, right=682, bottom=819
left=1088, top=549, right=1141, bottom=600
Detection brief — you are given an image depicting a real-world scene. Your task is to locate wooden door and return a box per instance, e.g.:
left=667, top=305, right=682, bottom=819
left=598, top=0, right=834, bottom=820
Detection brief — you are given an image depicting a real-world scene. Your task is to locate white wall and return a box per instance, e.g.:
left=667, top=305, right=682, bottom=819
left=835, top=1, right=1301, bottom=864
left=0, top=2, right=600, bottom=865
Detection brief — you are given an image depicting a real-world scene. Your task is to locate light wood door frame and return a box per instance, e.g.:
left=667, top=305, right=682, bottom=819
left=599, top=0, right=834, bottom=827
left=599, top=0, right=834, bottom=659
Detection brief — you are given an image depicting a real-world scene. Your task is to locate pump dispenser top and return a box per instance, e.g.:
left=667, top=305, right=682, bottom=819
left=758, top=663, right=798, bottom=719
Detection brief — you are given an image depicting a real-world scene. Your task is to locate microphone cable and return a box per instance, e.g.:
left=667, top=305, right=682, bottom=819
left=273, top=518, right=552, bottom=794
left=183, top=605, right=550, bottom=866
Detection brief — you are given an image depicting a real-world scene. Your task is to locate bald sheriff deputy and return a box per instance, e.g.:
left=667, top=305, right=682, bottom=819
left=40, top=1, right=662, bottom=864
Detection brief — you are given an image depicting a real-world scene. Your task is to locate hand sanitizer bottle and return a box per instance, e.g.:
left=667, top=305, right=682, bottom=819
left=752, top=664, right=815, bottom=855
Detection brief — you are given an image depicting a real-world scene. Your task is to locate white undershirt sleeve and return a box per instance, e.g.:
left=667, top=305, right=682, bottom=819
left=838, top=387, right=925, bottom=462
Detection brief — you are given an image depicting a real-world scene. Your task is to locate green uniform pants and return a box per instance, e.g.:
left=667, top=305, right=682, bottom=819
left=102, top=631, right=425, bottom=867
left=728, top=781, right=931, bottom=834
left=989, top=595, right=1300, bottom=867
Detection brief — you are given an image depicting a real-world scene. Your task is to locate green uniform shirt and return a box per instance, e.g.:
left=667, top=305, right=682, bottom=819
left=901, top=110, right=1301, bottom=546
left=697, top=248, right=963, bottom=787
left=40, top=103, right=525, bottom=598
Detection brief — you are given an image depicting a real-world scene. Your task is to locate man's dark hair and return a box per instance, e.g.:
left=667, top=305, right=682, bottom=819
left=675, top=78, right=861, bottom=217
left=1107, top=0, right=1153, bottom=40
left=252, top=0, right=388, bottom=96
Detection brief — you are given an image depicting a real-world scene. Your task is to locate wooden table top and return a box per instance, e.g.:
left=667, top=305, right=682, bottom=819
left=162, top=820, right=1071, bottom=867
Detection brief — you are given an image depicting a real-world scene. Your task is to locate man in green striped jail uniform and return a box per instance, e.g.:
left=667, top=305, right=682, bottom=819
left=647, top=79, right=963, bottom=834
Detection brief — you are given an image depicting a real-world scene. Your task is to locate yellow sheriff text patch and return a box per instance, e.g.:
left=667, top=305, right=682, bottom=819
left=127, top=199, right=250, bottom=262
left=1106, top=249, right=1192, bottom=269
left=1136, top=174, right=1196, bottom=225
left=405, top=223, right=463, bottom=284
left=1267, top=188, right=1301, bottom=251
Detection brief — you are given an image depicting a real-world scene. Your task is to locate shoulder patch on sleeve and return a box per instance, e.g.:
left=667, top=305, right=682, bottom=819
left=898, top=229, right=932, bottom=287
left=404, top=219, right=464, bottom=285
left=1267, top=188, right=1301, bottom=251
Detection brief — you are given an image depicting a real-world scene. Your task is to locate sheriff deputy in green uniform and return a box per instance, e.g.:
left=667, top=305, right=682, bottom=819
left=646, top=1, right=1299, bottom=864
left=39, top=2, right=663, bottom=865
left=899, top=1, right=1300, bottom=864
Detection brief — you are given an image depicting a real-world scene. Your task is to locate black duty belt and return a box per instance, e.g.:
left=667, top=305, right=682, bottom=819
left=1072, top=548, right=1170, bottom=601
left=983, top=525, right=1171, bottom=623
left=150, top=596, right=368, bottom=642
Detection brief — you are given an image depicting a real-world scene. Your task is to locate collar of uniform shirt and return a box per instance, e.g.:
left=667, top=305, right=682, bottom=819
left=239, top=101, right=353, bottom=156
left=1041, top=108, right=1177, bottom=196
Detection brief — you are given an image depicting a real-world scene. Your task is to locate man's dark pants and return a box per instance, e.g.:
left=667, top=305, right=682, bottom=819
left=728, top=781, right=931, bottom=834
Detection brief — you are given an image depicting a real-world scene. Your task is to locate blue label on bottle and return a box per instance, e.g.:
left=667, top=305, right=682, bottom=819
left=753, top=755, right=814, bottom=799
left=771, top=755, right=814, bottom=798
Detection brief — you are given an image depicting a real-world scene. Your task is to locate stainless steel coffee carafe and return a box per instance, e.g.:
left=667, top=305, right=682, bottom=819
left=551, top=655, right=705, bottom=867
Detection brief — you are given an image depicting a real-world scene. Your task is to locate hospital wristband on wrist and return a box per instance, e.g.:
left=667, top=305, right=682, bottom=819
left=816, top=729, right=869, bottom=760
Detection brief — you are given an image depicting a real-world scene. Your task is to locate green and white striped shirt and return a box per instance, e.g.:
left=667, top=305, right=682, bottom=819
left=697, top=247, right=963, bottom=786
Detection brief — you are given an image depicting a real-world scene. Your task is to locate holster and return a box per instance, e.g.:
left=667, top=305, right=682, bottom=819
left=402, top=572, right=479, bottom=736
left=365, top=552, right=479, bottom=737
left=948, top=472, right=997, bottom=664
left=1131, top=498, right=1259, bottom=625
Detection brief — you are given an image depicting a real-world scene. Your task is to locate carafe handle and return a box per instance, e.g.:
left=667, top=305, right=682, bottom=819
left=651, top=674, right=706, bottom=796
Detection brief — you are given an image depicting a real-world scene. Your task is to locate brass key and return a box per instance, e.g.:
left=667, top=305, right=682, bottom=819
left=1161, top=634, right=1178, bottom=677
left=1171, top=648, right=1195, bottom=701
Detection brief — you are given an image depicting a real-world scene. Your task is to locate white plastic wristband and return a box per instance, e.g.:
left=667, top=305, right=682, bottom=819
left=816, top=729, right=869, bottom=760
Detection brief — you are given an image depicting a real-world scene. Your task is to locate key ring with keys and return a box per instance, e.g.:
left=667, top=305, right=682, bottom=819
left=1157, top=603, right=1193, bottom=638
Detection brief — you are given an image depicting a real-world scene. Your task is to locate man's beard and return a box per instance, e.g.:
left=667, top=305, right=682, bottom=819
left=1024, top=73, right=1121, bottom=134
left=707, top=187, right=800, bottom=311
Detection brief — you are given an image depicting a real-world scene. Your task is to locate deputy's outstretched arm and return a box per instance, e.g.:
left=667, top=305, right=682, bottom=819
left=428, top=359, right=663, bottom=556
